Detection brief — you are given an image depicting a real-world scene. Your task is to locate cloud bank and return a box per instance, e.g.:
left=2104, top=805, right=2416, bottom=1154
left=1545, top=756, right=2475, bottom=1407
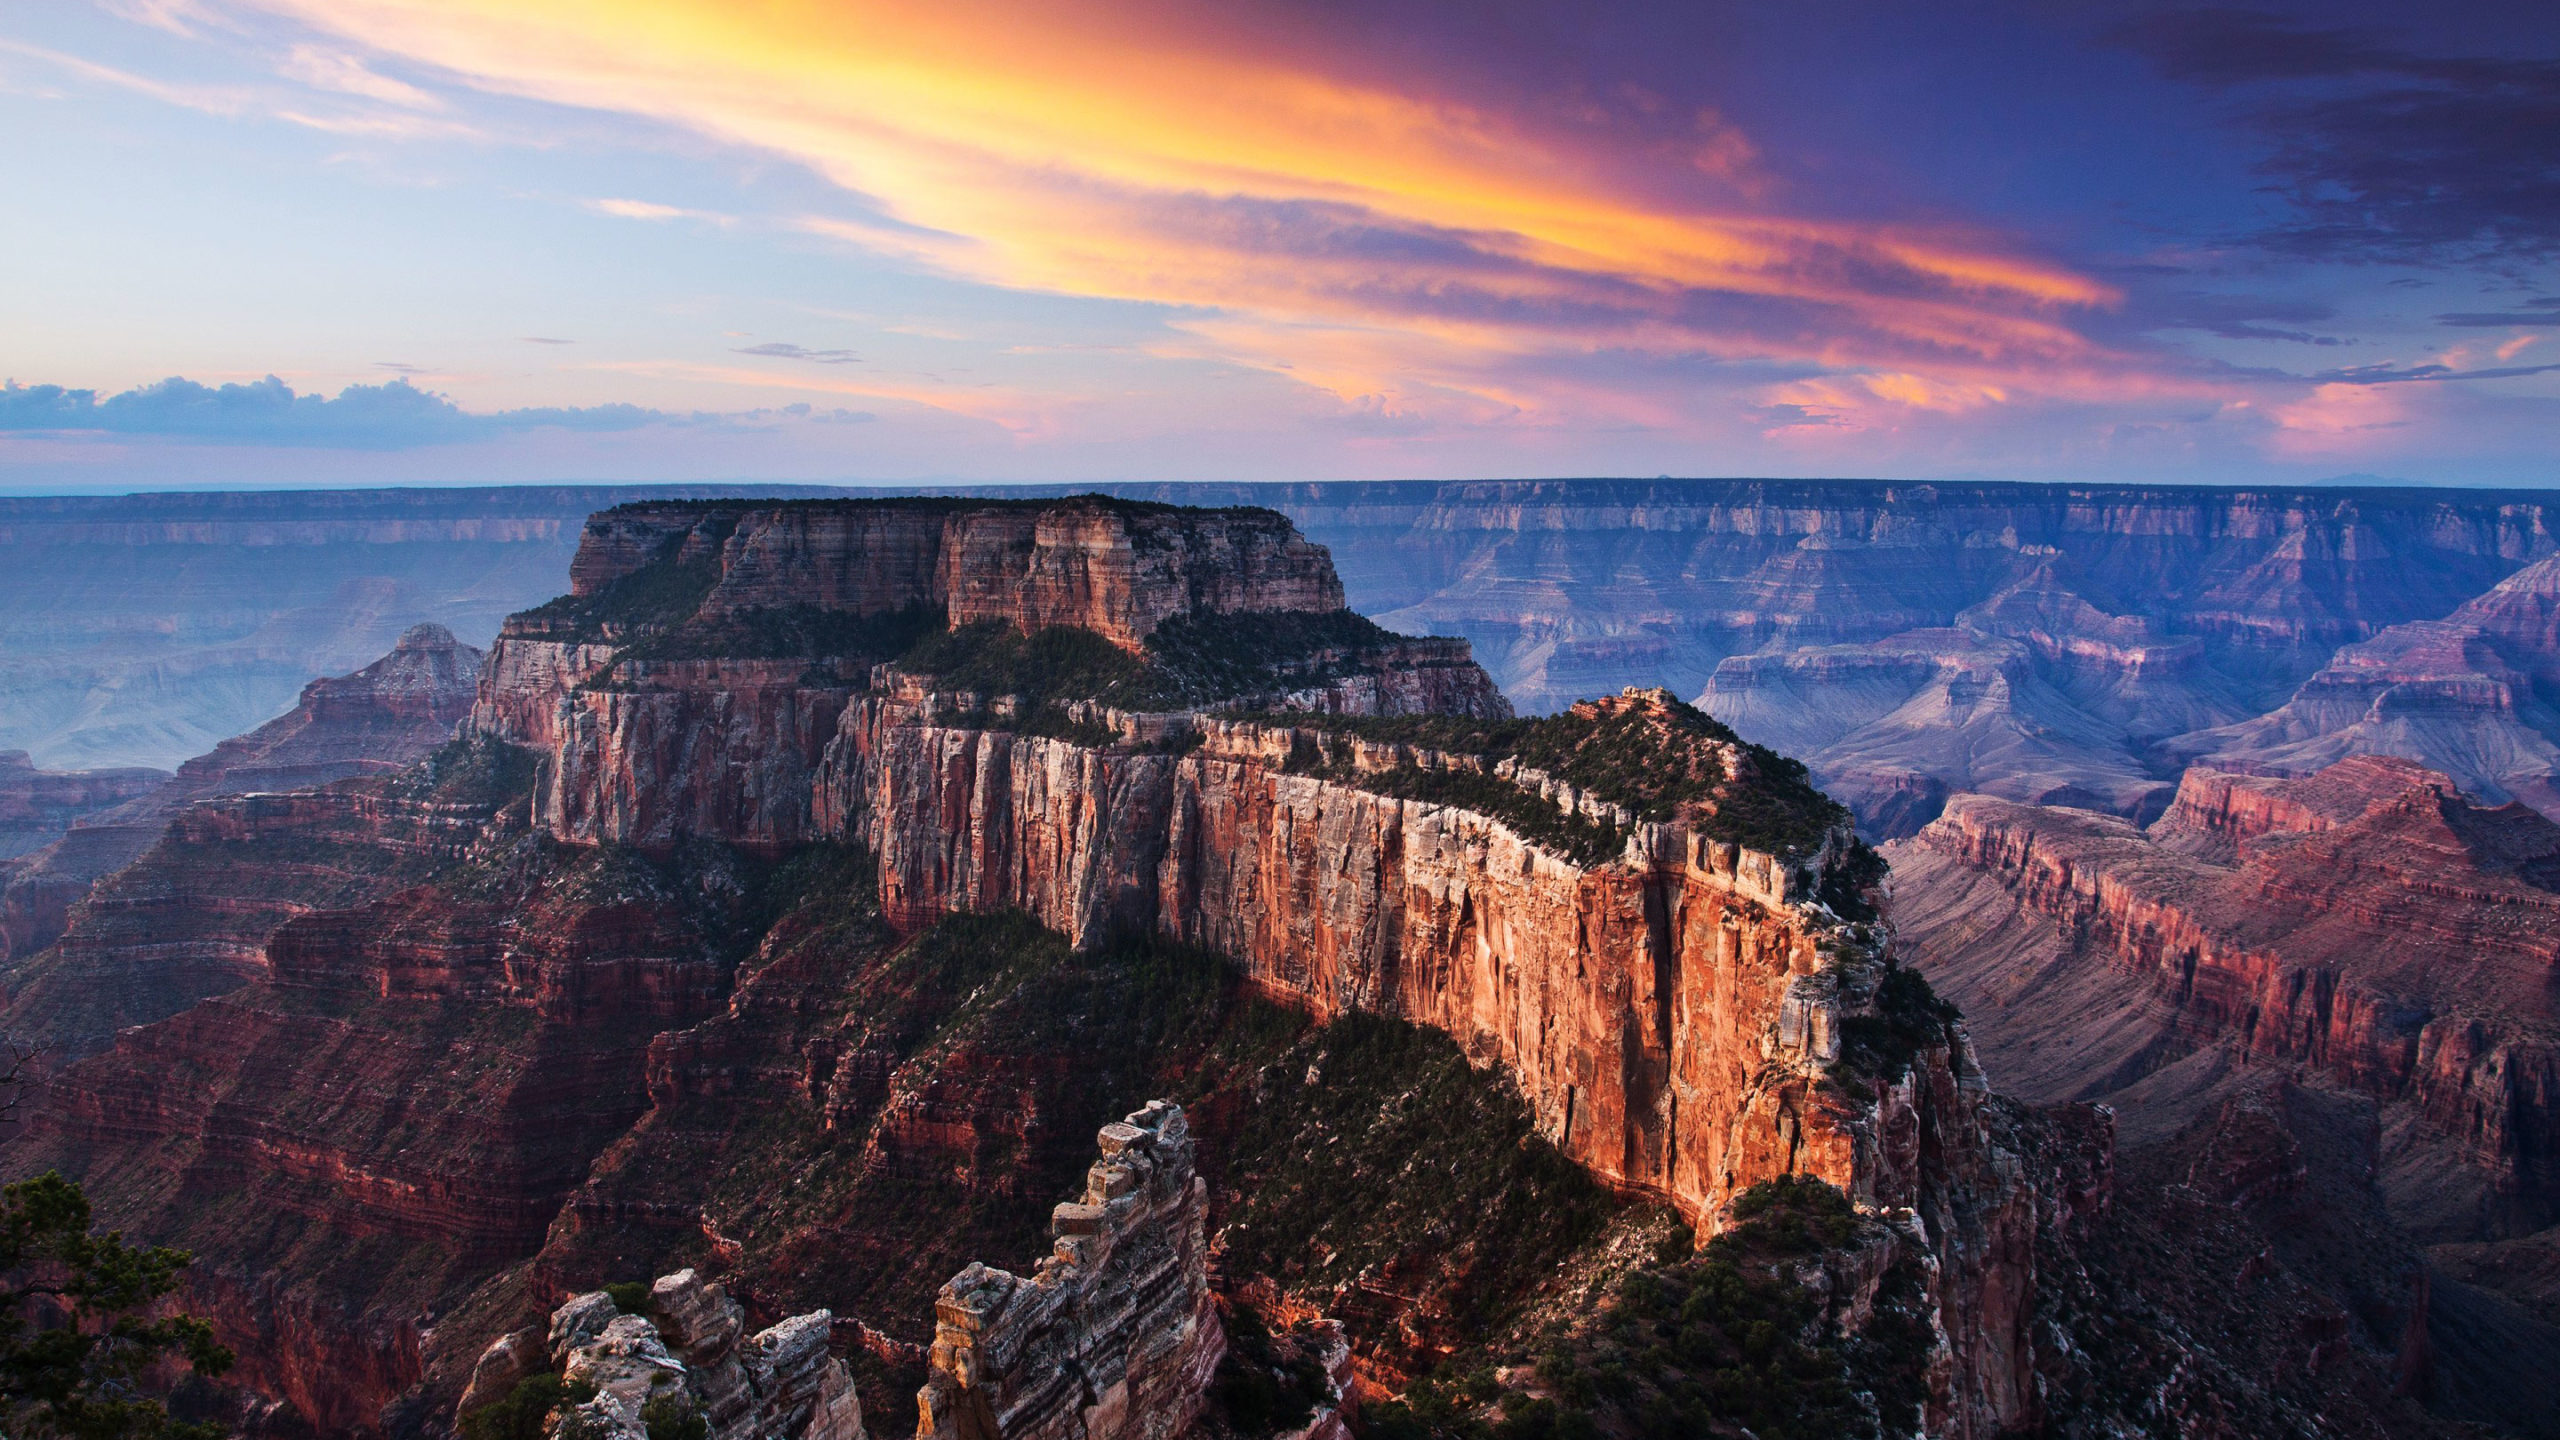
left=0, top=376, right=668, bottom=449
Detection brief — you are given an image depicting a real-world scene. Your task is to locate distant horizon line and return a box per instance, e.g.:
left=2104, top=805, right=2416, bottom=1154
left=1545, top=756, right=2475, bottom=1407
left=3, top=473, right=2554, bottom=504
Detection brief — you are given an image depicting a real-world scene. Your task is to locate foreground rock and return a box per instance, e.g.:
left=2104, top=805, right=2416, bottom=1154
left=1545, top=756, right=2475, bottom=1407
left=919, top=1101, right=1220, bottom=1440
left=478, top=1269, right=863, bottom=1440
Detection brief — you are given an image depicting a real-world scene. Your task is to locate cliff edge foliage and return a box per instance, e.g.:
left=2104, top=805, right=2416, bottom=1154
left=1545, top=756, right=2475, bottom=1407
left=1272, top=690, right=1855, bottom=863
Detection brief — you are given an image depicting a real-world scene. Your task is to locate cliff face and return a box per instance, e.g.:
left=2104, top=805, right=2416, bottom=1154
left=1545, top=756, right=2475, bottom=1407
left=1888, top=758, right=2560, bottom=1240
left=562, top=498, right=1341, bottom=650
left=807, top=688, right=2069, bottom=1435
left=919, top=1101, right=1222, bottom=1440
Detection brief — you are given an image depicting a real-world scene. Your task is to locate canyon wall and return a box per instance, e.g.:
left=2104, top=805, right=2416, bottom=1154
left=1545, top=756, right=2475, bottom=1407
left=562, top=498, right=1340, bottom=649
left=1889, top=758, right=2560, bottom=1239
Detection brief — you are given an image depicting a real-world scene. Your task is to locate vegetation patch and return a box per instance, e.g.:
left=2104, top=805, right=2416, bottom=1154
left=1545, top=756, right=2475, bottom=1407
left=1832, top=966, right=1961, bottom=1087
left=618, top=602, right=945, bottom=666
left=1368, top=1177, right=1935, bottom=1440
left=390, top=737, right=539, bottom=808
left=1214, top=1012, right=1621, bottom=1367
left=1290, top=761, right=1631, bottom=868
left=1271, top=693, right=1853, bottom=862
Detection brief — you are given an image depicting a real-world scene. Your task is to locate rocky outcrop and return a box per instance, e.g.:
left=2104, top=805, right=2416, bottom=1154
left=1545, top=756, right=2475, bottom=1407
left=521, top=1271, right=864, bottom=1440
left=1887, top=757, right=2560, bottom=1239
left=918, top=1101, right=1222, bottom=1440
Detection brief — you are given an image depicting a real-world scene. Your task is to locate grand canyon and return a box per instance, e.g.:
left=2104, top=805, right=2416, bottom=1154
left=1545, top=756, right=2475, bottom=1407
left=0, top=482, right=2550, bottom=1440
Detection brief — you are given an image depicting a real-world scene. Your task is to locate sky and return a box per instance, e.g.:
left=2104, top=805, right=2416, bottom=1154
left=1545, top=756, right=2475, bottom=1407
left=2, top=0, right=2556, bottom=490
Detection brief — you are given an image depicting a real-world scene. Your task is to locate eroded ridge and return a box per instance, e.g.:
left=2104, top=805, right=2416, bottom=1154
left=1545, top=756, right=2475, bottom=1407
left=919, top=1100, right=1223, bottom=1440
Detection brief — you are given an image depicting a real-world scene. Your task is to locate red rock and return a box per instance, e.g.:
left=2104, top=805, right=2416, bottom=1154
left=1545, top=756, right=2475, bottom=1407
left=1888, top=756, right=2560, bottom=1237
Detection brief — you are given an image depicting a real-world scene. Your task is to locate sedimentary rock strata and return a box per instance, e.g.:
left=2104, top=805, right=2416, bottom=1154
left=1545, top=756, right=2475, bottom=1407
left=1888, top=757, right=2560, bottom=1238
left=558, top=497, right=1341, bottom=651
left=917, top=1101, right=1222, bottom=1440
left=503, top=1269, right=864, bottom=1440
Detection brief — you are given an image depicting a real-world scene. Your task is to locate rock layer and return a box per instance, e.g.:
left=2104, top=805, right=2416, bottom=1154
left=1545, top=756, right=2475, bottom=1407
left=918, top=1101, right=1222, bottom=1440
left=520, top=1271, right=865, bottom=1440
left=563, top=497, right=1341, bottom=650
left=1888, top=757, right=2560, bottom=1239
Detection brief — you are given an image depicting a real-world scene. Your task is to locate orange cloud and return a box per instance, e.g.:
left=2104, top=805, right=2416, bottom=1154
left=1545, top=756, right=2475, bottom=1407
left=238, top=0, right=2134, bottom=411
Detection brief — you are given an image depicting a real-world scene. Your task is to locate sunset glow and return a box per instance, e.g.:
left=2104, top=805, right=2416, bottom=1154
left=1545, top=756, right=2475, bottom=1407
left=4, top=0, right=2555, bottom=484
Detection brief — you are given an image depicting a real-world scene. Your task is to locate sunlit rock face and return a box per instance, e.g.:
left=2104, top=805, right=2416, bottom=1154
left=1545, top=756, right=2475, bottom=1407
left=558, top=496, right=1342, bottom=651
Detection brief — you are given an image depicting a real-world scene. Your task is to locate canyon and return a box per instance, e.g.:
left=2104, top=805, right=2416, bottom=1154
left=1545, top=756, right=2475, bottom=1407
left=1886, top=757, right=2560, bottom=1435
left=27, top=481, right=2560, bottom=846
left=0, top=487, right=2542, bottom=1440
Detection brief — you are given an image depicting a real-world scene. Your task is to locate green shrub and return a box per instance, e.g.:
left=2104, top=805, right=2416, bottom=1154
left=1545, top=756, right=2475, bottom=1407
left=460, top=1371, right=590, bottom=1440
left=603, top=1281, right=652, bottom=1314
left=640, top=1392, right=708, bottom=1440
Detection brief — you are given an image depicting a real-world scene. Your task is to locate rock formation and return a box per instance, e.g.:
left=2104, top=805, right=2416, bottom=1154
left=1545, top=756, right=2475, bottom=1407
left=0, top=622, right=483, bottom=966
left=1887, top=757, right=2560, bottom=1247
left=2170, top=553, right=2560, bottom=819
left=918, top=1101, right=1222, bottom=1440
left=513, top=1271, right=864, bottom=1440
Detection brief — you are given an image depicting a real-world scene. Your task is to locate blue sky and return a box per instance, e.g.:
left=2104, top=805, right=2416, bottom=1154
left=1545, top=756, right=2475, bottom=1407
left=3, top=0, right=2556, bottom=490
